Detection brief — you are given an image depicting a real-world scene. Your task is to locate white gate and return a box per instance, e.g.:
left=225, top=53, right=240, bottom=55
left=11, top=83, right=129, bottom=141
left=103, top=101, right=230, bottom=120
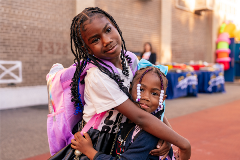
left=0, top=61, right=22, bottom=84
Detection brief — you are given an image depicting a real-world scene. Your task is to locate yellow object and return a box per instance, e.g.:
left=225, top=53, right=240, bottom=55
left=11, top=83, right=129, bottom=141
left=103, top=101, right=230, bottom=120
left=165, top=64, right=173, bottom=70
left=223, top=22, right=236, bottom=38
left=235, top=30, right=240, bottom=42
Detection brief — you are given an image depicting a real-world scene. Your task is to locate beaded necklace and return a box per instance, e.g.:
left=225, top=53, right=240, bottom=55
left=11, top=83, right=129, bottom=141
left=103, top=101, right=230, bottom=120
left=119, top=126, right=135, bottom=152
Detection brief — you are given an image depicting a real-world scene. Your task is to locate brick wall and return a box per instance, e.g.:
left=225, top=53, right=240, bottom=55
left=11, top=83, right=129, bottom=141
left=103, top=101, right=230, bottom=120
left=0, top=0, right=76, bottom=87
left=95, top=0, right=161, bottom=57
left=0, top=0, right=215, bottom=88
left=95, top=0, right=214, bottom=63
left=171, top=1, right=213, bottom=63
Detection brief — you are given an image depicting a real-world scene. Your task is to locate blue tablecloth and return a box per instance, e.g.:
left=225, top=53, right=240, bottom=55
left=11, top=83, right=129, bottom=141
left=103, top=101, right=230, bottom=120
left=166, top=71, right=225, bottom=99
left=196, top=70, right=225, bottom=93
left=166, top=72, right=198, bottom=99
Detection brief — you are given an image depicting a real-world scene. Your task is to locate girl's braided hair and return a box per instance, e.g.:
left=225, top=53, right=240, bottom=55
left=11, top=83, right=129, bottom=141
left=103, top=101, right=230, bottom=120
left=70, top=7, right=132, bottom=114
left=132, top=66, right=168, bottom=93
left=129, top=66, right=168, bottom=118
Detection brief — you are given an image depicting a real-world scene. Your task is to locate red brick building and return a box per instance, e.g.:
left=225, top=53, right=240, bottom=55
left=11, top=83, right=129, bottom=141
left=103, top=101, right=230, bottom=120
left=0, top=0, right=239, bottom=109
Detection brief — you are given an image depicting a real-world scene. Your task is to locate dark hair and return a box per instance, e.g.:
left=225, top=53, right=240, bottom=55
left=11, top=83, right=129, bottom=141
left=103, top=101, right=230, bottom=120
left=129, top=66, right=168, bottom=118
left=131, top=66, right=168, bottom=93
left=70, top=7, right=132, bottom=114
left=140, top=42, right=152, bottom=58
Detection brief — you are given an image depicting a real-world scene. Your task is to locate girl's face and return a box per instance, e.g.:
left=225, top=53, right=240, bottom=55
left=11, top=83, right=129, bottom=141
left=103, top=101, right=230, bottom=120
left=81, top=15, right=122, bottom=64
left=131, top=71, right=166, bottom=113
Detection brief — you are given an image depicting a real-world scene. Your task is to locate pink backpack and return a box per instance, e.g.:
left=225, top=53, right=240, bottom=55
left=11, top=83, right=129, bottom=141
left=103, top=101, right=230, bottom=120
left=46, top=51, right=138, bottom=155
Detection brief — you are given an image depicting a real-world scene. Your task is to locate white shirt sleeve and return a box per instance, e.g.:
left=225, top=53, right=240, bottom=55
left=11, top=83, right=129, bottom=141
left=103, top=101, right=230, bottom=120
left=83, top=67, right=129, bottom=122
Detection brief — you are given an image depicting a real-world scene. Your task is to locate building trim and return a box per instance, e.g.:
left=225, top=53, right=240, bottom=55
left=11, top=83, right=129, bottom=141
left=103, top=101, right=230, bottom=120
left=0, top=85, right=48, bottom=110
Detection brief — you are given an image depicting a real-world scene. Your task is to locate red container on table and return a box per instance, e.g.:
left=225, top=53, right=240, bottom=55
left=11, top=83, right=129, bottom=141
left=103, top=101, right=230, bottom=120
left=190, top=64, right=205, bottom=70
left=173, top=64, right=187, bottom=70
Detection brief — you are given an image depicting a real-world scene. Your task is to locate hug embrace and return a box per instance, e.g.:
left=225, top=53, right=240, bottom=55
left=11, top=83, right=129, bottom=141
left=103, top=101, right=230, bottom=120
left=47, top=7, right=191, bottom=160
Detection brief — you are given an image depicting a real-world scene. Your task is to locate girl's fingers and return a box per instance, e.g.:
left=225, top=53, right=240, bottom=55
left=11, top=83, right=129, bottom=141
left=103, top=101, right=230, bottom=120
left=71, top=144, right=77, bottom=149
left=74, top=132, right=83, bottom=141
left=150, top=145, right=162, bottom=154
left=157, top=139, right=164, bottom=148
left=71, top=138, right=76, bottom=144
left=83, top=132, right=91, bottom=141
left=150, top=147, right=169, bottom=153
left=161, top=151, right=169, bottom=160
left=74, top=132, right=79, bottom=140
left=150, top=148, right=169, bottom=156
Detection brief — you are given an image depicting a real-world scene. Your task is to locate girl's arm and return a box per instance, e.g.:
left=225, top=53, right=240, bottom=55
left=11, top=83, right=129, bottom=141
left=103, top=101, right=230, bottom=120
left=72, top=131, right=159, bottom=160
left=149, top=115, right=172, bottom=157
left=115, top=99, right=191, bottom=160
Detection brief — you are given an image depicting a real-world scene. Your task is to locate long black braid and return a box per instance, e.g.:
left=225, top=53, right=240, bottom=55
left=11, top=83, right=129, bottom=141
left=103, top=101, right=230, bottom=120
left=70, top=7, right=132, bottom=114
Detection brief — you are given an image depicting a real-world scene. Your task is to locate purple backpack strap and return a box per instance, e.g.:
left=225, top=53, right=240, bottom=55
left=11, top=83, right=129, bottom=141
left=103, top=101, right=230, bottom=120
left=125, top=51, right=138, bottom=76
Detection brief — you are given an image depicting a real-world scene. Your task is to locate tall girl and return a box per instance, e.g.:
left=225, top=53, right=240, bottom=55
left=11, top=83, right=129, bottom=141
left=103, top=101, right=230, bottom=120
left=70, top=7, right=191, bottom=160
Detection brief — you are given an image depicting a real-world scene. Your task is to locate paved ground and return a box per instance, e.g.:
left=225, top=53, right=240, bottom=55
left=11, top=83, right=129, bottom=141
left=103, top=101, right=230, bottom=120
left=165, top=82, right=240, bottom=119
left=170, top=99, right=240, bottom=159
left=0, top=83, right=240, bottom=160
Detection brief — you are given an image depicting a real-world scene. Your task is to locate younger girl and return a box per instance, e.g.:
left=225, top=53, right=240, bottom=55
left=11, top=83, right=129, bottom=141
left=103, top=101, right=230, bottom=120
left=69, top=7, right=190, bottom=160
left=71, top=60, right=179, bottom=160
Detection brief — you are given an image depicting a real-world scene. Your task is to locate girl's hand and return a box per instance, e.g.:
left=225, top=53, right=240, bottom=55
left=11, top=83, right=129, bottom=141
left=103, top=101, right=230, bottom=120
left=149, top=140, right=171, bottom=156
left=71, top=132, right=97, bottom=160
left=71, top=132, right=93, bottom=152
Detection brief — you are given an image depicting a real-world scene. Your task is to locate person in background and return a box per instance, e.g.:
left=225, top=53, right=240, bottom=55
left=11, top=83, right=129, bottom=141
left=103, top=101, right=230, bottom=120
left=141, top=42, right=157, bottom=64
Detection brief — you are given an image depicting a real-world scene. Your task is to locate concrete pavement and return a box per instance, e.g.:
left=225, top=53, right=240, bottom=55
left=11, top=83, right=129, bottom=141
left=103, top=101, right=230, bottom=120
left=0, top=83, right=239, bottom=160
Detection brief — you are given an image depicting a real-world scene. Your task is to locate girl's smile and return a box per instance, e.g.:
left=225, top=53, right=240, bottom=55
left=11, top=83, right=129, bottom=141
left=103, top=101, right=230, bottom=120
left=139, top=103, right=149, bottom=110
left=104, top=43, right=117, bottom=54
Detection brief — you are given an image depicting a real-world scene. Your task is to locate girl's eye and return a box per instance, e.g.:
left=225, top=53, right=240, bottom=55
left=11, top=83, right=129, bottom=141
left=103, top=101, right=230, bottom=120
left=106, top=27, right=111, bottom=33
left=91, top=38, right=99, bottom=43
left=140, top=88, right=143, bottom=92
left=152, top=92, right=159, bottom=96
